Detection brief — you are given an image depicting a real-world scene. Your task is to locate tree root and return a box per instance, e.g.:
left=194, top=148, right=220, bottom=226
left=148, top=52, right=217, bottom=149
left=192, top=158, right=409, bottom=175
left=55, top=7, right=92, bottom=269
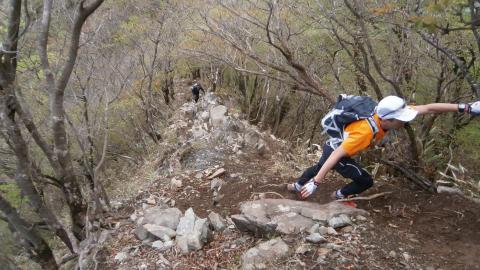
left=379, top=159, right=434, bottom=192
left=337, top=192, right=392, bottom=202
left=250, top=191, right=285, bottom=199
left=257, top=183, right=288, bottom=189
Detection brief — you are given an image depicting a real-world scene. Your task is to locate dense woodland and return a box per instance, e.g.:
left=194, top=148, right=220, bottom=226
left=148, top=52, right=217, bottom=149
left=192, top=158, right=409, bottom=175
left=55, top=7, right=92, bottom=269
left=1, top=0, right=480, bottom=269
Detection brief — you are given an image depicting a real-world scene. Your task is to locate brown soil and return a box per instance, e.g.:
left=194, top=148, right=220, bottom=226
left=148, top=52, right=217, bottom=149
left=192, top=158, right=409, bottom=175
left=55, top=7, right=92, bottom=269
left=172, top=150, right=480, bottom=270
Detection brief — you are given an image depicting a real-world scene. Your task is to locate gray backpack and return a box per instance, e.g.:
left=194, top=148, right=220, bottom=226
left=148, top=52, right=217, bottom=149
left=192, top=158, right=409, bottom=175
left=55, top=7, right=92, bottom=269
left=321, top=94, right=379, bottom=140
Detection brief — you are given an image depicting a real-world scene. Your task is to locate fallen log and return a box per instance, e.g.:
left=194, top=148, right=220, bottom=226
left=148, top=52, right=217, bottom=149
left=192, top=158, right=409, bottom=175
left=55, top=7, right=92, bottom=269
left=379, top=159, right=433, bottom=192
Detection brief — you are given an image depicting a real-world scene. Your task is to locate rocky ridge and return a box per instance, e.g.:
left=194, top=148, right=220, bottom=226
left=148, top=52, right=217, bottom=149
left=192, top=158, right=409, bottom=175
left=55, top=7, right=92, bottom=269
left=101, top=92, right=456, bottom=270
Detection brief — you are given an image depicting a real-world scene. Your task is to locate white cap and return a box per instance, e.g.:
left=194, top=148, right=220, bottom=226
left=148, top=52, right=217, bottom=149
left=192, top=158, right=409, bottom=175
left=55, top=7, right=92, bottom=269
left=376, top=96, right=418, bottom=122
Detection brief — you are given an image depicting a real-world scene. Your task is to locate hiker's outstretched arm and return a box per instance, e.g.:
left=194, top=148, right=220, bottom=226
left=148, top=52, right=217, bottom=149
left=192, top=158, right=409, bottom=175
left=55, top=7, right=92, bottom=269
left=313, top=146, right=348, bottom=184
left=414, top=103, right=459, bottom=115
left=416, top=101, right=480, bottom=116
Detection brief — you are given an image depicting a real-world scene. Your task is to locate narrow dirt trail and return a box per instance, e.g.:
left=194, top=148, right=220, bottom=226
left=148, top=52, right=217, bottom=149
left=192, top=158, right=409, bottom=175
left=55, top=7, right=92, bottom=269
left=103, top=90, right=480, bottom=269
left=156, top=145, right=480, bottom=269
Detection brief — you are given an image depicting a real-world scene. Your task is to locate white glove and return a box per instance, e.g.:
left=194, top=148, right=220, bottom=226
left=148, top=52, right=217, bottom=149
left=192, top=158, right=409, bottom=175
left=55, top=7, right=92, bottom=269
left=300, top=179, right=318, bottom=198
left=468, top=101, right=480, bottom=116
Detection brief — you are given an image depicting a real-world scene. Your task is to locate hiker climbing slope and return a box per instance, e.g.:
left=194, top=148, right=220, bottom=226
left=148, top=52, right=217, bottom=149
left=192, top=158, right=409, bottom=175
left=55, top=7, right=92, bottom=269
left=191, top=80, right=205, bottom=103
left=287, top=95, right=480, bottom=200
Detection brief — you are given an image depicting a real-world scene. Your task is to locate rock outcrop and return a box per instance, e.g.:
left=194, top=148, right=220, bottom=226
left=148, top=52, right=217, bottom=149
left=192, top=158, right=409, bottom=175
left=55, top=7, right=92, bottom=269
left=175, top=208, right=212, bottom=254
left=231, top=199, right=367, bottom=236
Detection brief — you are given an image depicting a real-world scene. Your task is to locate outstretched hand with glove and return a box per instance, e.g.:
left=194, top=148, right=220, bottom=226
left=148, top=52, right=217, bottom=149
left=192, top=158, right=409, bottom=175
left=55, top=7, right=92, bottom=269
left=467, top=101, right=480, bottom=116
left=300, top=178, right=319, bottom=198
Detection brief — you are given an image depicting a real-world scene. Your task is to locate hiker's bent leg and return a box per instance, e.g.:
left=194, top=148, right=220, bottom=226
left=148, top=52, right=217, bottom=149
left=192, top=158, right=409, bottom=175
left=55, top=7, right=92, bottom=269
left=296, top=143, right=334, bottom=186
left=334, top=159, right=373, bottom=196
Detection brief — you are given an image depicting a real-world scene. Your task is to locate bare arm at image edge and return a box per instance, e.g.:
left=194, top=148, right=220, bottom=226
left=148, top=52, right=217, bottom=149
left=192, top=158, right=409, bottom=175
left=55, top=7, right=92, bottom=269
left=414, top=103, right=460, bottom=115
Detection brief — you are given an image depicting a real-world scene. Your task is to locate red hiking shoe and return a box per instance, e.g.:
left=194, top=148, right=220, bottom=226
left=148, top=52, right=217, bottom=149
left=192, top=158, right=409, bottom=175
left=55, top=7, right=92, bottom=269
left=332, top=190, right=357, bottom=208
left=339, top=201, right=357, bottom=208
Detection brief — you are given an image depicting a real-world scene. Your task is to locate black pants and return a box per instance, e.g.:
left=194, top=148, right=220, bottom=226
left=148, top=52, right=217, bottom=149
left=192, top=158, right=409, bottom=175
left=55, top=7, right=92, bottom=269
left=192, top=90, right=200, bottom=103
left=296, top=143, right=373, bottom=196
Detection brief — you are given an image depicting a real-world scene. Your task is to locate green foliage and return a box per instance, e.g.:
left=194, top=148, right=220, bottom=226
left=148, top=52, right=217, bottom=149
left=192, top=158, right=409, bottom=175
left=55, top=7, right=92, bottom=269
left=108, top=95, right=146, bottom=154
left=17, top=53, right=41, bottom=73
left=175, top=59, right=196, bottom=78
left=0, top=183, right=23, bottom=209
left=455, top=121, right=480, bottom=160
left=111, top=15, right=144, bottom=46
left=0, top=24, right=6, bottom=37
left=406, top=0, right=470, bottom=33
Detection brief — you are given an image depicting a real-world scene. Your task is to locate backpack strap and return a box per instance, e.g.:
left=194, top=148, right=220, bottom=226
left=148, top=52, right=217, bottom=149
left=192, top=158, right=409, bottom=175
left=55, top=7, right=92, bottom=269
left=366, top=116, right=379, bottom=139
left=321, top=109, right=343, bottom=137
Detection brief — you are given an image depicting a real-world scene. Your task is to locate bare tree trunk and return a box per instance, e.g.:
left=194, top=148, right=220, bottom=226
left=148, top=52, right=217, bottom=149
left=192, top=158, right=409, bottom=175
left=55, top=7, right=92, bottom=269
left=0, top=90, right=75, bottom=252
left=352, top=42, right=368, bottom=95
left=237, top=72, right=247, bottom=99
left=0, top=195, right=58, bottom=270
left=38, top=0, right=105, bottom=240
left=308, top=108, right=324, bottom=144
left=273, top=88, right=288, bottom=134
left=247, top=75, right=259, bottom=118
left=0, top=0, right=78, bottom=252
left=162, top=60, right=174, bottom=104
left=210, top=66, right=219, bottom=92
left=469, top=0, right=480, bottom=54
left=419, top=59, right=451, bottom=142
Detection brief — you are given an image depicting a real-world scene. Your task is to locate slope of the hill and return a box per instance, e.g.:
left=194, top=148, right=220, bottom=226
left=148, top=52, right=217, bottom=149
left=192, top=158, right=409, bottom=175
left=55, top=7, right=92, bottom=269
left=100, top=89, right=480, bottom=270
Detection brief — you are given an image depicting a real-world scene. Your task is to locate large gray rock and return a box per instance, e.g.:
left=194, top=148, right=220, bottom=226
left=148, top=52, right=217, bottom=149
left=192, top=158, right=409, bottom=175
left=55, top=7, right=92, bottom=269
left=143, top=207, right=182, bottom=230
left=143, top=224, right=176, bottom=241
left=200, top=111, right=210, bottom=121
left=271, top=212, right=315, bottom=234
left=208, top=211, right=226, bottom=231
left=152, top=240, right=164, bottom=249
left=209, top=105, right=228, bottom=127
left=328, top=214, right=351, bottom=229
left=152, top=240, right=175, bottom=252
left=176, top=235, right=189, bottom=253
left=176, top=208, right=212, bottom=254
left=176, top=208, right=197, bottom=236
left=210, top=178, right=225, bottom=191
left=306, top=233, right=327, bottom=244
left=231, top=199, right=367, bottom=236
left=241, top=238, right=289, bottom=270
left=187, top=218, right=210, bottom=250
left=231, top=214, right=277, bottom=236
left=225, top=117, right=245, bottom=132
left=437, top=186, right=463, bottom=196
left=244, top=130, right=260, bottom=147
left=191, top=124, right=208, bottom=139
left=201, top=92, right=219, bottom=107
left=134, top=226, right=150, bottom=240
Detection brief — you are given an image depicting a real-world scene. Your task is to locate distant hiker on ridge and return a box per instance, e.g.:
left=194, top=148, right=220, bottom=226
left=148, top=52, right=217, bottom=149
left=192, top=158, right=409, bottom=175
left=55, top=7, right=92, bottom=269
left=191, top=80, right=205, bottom=103
left=287, top=95, right=480, bottom=201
